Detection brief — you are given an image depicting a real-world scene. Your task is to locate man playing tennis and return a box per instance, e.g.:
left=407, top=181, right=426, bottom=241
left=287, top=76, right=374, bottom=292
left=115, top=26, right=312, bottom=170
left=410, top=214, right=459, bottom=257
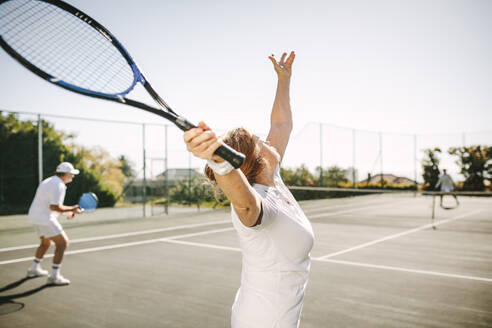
left=27, top=162, right=82, bottom=285
left=435, top=169, right=459, bottom=207
left=184, top=51, right=314, bottom=327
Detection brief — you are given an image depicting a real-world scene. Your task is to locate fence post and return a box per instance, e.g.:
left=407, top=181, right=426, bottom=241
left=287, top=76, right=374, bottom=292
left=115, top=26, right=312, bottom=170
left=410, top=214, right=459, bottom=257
left=379, top=132, right=384, bottom=188
left=414, top=134, right=418, bottom=195
left=319, top=123, right=323, bottom=186
left=38, top=114, right=43, bottom=183
left=188, top=151, right=192, bottom=207
left=352, top=129, right=356, bottom=188
left=165, top=125, right=169, bottom=215
left=142, top=124, right=146, bottom=218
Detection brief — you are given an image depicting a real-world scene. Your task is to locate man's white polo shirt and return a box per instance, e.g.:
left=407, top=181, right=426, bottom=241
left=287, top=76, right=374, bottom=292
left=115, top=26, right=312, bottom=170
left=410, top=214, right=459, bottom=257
left=28, top=176, right=66, bottom=225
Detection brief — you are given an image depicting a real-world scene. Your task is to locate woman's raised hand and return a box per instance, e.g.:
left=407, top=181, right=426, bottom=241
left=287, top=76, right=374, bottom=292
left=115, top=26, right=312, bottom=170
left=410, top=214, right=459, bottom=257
left=268, top=51, right=295, bottom=79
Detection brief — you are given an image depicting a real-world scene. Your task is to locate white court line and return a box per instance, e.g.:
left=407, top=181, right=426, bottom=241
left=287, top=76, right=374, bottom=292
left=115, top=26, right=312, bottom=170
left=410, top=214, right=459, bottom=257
left=3, top=213, right=490, bottom=282
left=315, top=258, right=492, bottom=283
left=0, top=219, right=231, bottom=253
left=0, top=199, right=397, bottom=253
left=0, top=227, right=234, bottom=265
left=156, top=239, right=492, bottom=283
left=0, top=199, right=424, bottom=265
left=315, top=210, right=482, bottom=260
left=161, top=239, right=241, bottom=252
left=308, top=198, right=410, bottom=220
left=0, top=198, right=402, bottom=264
left=299, top=195, right=416, bottom=212
left=301, top=197, right=391, bottom=212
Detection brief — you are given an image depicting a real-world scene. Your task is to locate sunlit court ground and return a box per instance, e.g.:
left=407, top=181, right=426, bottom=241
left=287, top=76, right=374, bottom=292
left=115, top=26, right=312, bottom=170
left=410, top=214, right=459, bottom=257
left=1, top=193, right=491, bottom=327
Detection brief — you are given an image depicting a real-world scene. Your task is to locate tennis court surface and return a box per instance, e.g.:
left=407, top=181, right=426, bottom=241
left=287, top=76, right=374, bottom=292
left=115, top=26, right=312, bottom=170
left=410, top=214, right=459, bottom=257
left=1, top=192, right=491, bottom=327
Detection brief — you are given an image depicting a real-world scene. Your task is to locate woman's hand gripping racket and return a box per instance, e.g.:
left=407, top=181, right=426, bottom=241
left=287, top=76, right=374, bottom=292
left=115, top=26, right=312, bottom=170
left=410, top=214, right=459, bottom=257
left=0, top=0, right=245, bottom=168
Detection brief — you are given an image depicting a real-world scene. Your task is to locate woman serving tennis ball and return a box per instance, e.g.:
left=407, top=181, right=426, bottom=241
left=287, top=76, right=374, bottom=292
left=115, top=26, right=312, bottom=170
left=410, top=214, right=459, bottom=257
left=184, top=51, right=314, bottom=328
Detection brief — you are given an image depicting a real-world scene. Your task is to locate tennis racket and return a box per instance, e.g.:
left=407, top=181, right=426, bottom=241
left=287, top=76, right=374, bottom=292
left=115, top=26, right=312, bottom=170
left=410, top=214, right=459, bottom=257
left=0, top=0, right=245, bottom=168
left=78, top=192, right=98, bottom=213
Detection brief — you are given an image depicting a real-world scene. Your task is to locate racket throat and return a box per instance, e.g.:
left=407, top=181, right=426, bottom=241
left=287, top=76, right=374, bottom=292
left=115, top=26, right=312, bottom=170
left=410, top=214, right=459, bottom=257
left=175, top=117, right=195, bottom=131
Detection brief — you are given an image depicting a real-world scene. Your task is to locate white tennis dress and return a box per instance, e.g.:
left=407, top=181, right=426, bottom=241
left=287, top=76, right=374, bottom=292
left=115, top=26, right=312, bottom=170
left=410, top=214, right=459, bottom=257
left=231, top=167, right=314, bottom=328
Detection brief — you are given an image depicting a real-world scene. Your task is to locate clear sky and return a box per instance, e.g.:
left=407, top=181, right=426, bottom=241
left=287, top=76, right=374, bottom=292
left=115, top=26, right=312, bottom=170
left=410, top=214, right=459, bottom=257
left=1, top=0, right=491, bottom=180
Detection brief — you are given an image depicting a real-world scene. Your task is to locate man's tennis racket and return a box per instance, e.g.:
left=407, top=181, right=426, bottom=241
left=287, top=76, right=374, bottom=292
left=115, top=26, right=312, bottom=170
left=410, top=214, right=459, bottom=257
left=78, top=192, right=98, bottom=213
left=0, top=0, right=245, bottom=168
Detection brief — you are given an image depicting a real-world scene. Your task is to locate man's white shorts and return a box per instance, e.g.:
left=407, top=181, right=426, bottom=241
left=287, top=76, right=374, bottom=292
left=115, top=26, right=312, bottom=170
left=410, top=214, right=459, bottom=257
left=33, top=220, right=64, bottom=238
left=441, top=186, right=453, bottom=193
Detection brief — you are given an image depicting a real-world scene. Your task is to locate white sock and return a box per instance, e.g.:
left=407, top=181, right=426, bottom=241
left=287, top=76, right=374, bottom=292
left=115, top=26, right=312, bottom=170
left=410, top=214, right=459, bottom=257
left=51, top=264, right=61, bottom=277
left=29, top=257, right=42, bottom=271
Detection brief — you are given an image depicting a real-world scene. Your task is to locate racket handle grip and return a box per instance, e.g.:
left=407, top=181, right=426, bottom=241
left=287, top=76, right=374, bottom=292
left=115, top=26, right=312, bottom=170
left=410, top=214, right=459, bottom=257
left=215, top=144, right=245, bottom=169
left=175, top=118, right=245, bottom=169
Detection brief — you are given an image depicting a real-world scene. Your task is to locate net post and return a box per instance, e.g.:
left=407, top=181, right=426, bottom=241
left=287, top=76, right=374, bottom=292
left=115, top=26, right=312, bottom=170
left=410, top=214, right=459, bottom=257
left=37, top=114, right=43, bottom=184
left=142, top=123, right=147, bottom=218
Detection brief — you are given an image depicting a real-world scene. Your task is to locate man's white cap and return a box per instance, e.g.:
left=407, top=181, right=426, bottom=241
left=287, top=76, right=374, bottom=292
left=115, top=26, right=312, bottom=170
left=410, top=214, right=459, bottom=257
left=56, top=162, right=80, bottom=175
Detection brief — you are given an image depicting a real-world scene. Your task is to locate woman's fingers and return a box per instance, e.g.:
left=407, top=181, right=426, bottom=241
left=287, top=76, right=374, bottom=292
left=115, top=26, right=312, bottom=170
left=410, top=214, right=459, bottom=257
left=183, top=125, right=221, bottom=159
left=189, top=130, right=216, bottom=149
left=202, top=138, right=223, bottom=158
left=197, top=120, right=211, bottom=131
left=191, top=136, right=222, bottom=159
left=269, top=51, right=295, bottom=75
left=285, top=51, right=295, bottom=67
left=280, top=52, right=287, bottom=66
left=192, top=134, right=218, bottom=152
left=183, top=127, right=203, bottom=144
left=268, top=54, right=280, bottom=70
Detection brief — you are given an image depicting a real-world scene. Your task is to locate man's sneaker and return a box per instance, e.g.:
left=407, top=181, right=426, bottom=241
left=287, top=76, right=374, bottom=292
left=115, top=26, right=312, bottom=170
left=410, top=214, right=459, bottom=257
left=47, top=275, right=70, bottom=286
left=27, top=267, right=49, bottom=278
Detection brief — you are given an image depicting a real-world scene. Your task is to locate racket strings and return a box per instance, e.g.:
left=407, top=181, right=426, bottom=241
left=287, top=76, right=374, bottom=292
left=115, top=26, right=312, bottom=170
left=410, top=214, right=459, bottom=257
left=18, top=8, right=87, bottom=73
left=0, top=0, right=44, bottom=35
left=0, top=0, right=135, bottom=95
left=10, top=1, right=135, bottom=92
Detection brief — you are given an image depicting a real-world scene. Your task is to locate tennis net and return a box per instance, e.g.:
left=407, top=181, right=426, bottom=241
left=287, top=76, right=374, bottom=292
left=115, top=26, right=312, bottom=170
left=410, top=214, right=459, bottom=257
left=288, top=186, right=491, bottom=229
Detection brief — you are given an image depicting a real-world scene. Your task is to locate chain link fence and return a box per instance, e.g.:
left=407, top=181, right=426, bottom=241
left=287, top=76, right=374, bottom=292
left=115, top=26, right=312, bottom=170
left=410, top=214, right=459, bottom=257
left=1, top=109, right=490, bottom=216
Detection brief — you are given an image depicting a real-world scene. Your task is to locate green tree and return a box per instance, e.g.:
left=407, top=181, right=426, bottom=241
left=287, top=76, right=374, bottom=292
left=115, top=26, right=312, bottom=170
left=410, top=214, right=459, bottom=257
left=280, top=165, right=315, bottom=186
left=118, top=155, right=135, bottom=178
left=316, top=166, right=348, bottom=187
left=448, top=145, right=492, bottom=191
left=169, top=176, right=219, bottom=206
left=0, top=112, right=118, bottom=214
left=422, top=148, right=441, bottom=190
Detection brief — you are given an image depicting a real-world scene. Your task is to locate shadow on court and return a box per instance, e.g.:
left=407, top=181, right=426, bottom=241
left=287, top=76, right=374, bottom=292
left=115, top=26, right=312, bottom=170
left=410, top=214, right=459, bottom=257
left=0, top=195, right=490, bottom=327
left=0, top=277, right=59, bottom=316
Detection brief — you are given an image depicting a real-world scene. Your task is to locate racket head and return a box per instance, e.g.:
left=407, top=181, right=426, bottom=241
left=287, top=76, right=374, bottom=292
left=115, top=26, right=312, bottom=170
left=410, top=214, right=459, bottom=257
left=0, top=0, right=246, bottom=169
left=78, top=192, right=98, bottom=213
left=0, top=0, right=142, bottom=100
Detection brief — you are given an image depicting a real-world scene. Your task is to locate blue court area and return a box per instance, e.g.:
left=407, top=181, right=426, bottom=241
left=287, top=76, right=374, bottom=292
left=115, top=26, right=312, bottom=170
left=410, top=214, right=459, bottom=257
left=1, top=194, right=491, bottom=327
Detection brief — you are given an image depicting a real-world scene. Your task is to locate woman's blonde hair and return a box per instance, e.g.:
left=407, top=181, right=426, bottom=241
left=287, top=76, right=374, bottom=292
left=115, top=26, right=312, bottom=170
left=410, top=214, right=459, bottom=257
left=204, top=127, right=265, bottom=187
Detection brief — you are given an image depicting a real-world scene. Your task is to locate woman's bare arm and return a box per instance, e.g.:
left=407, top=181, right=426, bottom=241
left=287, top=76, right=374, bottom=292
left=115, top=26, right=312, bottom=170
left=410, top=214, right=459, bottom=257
left=266, top=51, right=295, bottom=160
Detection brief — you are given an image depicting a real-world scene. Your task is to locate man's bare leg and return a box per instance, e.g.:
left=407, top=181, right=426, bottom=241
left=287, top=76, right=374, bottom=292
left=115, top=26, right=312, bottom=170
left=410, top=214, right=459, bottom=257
left=46, top=233, right=70, bottom=285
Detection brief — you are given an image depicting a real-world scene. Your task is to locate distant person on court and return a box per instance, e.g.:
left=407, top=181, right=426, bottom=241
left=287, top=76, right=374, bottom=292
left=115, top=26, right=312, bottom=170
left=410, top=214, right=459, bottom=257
left=27, top=162, right=82, bottom=285
left=184, top=51, right=314, bottom=327
left=435, top=169, right=459, bottom=207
